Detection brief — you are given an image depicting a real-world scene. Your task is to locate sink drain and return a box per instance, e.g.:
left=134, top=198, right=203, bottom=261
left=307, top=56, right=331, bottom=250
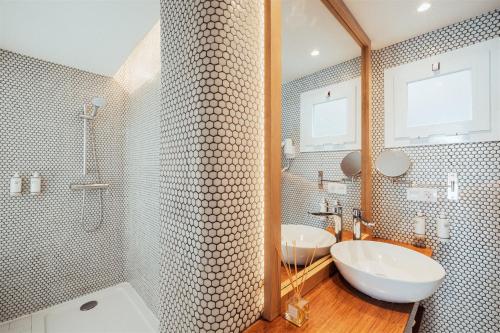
left=80, top=300, right=98, bottom=311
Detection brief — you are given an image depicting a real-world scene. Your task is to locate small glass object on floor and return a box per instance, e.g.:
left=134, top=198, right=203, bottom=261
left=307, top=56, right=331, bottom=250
left=284, top=295, right=310, bottom=327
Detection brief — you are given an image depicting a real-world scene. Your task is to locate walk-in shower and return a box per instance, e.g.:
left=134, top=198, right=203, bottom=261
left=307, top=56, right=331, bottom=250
left=69, top=97, right=110, bottom=232
left=1, top=3, right=161, bottom=330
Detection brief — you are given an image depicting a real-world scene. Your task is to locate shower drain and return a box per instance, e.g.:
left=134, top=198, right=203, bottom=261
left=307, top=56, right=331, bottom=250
left=80, top=300, right=98, bottom=311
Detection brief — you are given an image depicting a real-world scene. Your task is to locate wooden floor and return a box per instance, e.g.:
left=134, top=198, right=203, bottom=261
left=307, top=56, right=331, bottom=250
left=247, top=274, right=414, bottom=333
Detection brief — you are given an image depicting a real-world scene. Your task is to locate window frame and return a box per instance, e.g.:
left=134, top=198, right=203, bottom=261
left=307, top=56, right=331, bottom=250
left=384, top=37, right=500, bottom=148
left=300, top=77, right=361, bottom=152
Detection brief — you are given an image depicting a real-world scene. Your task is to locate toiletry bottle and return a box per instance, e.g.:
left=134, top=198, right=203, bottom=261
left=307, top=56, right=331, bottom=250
left=30, top=172, right=41, bottom=195
left=413, top=210, right=426, bottom=248
left=333, top=200, right=343, bottom=242
left=10, top=172, right=22, bottom=196
left=437, top=211, right=450, bottom=243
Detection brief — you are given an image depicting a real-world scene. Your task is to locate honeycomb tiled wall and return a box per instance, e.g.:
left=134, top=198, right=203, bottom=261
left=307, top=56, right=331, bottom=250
left=159, top=0, right=264, bottom=332
left=371, top=10, right=500, bottom=332
left=114, top=20, right=162, bottom=315
left=123, top=73, right=161, bottom=314
left=281, top=57, right=361, bottom=230
left=0, top=49, right=128, bottom=321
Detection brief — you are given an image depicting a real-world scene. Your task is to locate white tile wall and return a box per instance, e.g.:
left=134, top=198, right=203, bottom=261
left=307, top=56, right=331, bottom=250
left=159, top=0, right=265, bottom=332
left=124, top=74, right=161, bottom=315
left=0, top=47, right=161, bottom=322
left=371, top=10, right=500, bottom=333
left=0, top=49, right=128, bottom=321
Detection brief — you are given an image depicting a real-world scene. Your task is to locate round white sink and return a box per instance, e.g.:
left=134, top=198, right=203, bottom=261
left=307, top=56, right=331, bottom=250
left=330, top=240, right=445, bottom=303
left=281, top=224, right=336, bottom=265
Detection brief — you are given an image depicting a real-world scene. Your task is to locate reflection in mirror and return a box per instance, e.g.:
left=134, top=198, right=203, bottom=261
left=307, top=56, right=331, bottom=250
left=280, top=0, right=361, bottom=289
left=375, top=150, right=411, bottom=178
left=341, top=151, right=362, bottom=178
left=281, top=225, right=336, bottom=265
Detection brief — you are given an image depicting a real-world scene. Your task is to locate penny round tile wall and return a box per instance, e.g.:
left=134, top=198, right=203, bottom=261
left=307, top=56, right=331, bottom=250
left=281, top=58, right=361, bottom=230
left=159, top=1, right=264, bottom=332
left=0, top=49, right=128, bottom=321
left=123, top=73, right=161, bottom=315
left=371, top=10, right=500, bottom=333
left=1, top=39, right=161, bottom=321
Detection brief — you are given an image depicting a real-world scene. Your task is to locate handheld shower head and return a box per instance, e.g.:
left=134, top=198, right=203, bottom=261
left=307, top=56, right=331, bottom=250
left=92, top=96, right=106, bottom=108
left=90, top=96, right=106, bottom=117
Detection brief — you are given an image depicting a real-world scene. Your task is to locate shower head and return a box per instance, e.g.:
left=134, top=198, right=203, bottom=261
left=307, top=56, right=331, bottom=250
left=90, top=96, right=106, bottom=117
left=91, top=96, right=106, bottom=108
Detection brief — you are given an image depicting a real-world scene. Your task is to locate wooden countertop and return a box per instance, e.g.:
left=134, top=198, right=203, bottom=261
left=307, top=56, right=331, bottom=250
left=369, top=237, right=432, bottom=257
left=247, top=275, right=414, bottom=333
left=248, top=238, right=432, bottom=333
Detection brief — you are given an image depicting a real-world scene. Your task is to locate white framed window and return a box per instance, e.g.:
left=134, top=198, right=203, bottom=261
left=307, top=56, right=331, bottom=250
left=300, top=77, right=361, bottom=152
left=384, top=37, right=500, bottom=148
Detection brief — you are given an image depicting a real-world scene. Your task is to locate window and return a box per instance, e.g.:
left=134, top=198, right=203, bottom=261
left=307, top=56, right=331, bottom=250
left=384, top=38, right=499, bottom=148
left=312, top=98, right=348, bottom=138
left=300, top=78, right=360, bottom=152
left=407, top=70, right=473, bottom=128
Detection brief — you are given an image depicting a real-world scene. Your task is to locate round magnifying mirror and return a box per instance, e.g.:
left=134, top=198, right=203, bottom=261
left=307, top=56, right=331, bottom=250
left=340, top=151, right=362, bottom=178
left=375, top=150, right=411, bottom=177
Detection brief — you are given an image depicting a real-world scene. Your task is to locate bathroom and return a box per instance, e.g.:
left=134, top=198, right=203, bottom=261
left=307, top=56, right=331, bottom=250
left=0, top=0, right=498, bottom=333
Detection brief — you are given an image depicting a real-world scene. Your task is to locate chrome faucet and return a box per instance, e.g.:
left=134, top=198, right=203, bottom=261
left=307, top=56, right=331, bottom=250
left=352, top=208, right=375, bottom=240
left=332, top=200, right=343, bottom=242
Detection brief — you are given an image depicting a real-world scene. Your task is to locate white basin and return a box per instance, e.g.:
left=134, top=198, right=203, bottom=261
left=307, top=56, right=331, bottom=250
left=281, top=224, right=336, bottom=265
left=330, top=240, right=445, bottom=303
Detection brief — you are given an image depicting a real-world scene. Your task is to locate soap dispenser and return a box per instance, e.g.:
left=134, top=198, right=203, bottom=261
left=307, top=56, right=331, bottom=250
left=30, top=172, right=41, bottom=195
left=10, top=172, right=22, bottom=196
left=413, top=210, right=426, bottom=248
left=437, top=211, right=450, bottom=243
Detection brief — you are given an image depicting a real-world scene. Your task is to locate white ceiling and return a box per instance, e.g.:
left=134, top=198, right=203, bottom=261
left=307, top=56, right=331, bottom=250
left=282, top=0, right=361, bottom=83
left=345, top=0, right=500, bottom=49
left=0, top=0, right=159, bottom=76
left=282, top=0, right=499, bottom=82
left=1, top=0, right=498, bottom=79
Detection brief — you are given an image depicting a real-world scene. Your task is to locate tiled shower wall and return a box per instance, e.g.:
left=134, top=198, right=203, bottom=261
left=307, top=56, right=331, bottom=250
left=0, top=49, right=128, bottom=321
left=117, top=21, right=161, bottom=315
left=123, top=74, right=161, bottom=314
left=281, top=58, right=361, bottom=230
left=371, top=10, right=500, bottom=333
left=159, top=0, right=264, bottom=332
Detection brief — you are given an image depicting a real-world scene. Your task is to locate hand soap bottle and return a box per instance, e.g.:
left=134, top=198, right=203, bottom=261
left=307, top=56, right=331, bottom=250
left=10, top=172, right=22, bottom=196
left=437, top=211, right=450, bottom=243
left=413, top=210, right=426, bottom=248
left=30, top=172, right=41, bottom=195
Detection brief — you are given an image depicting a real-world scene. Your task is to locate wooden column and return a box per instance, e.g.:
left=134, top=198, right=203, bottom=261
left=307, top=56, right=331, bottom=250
left=263, top=0, right=282, bottom=321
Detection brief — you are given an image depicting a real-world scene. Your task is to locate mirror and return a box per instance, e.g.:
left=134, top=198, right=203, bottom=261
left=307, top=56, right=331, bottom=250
left=341, top=151, right=362, bottom=178
left=375, top=150, right=411, bottom=177
left=280, top=0, right=362, bottom=291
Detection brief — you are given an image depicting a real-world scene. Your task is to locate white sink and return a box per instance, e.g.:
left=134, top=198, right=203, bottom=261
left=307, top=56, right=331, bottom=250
left=281, top=224, right=336, bottom=265
left=330, top=240, right=445, bottom=303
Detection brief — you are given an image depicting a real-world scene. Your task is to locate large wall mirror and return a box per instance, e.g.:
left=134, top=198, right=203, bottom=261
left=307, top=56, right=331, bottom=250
left=280, top=0, right=362, bottom=292
left=263, top=0, right=372, bottom=319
